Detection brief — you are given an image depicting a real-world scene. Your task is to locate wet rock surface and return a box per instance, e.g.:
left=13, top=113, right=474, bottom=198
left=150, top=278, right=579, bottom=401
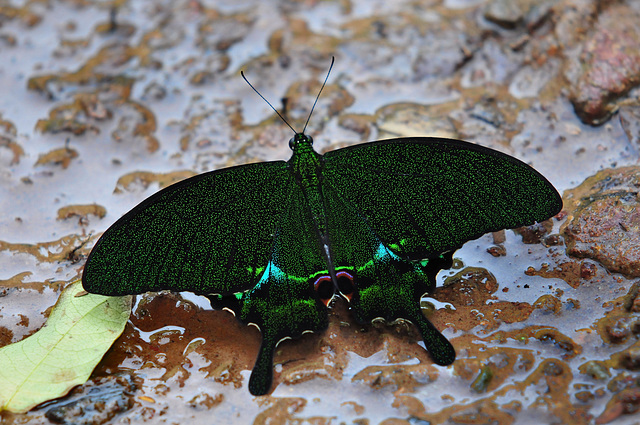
left=1, top=0, right=640, bottom=424
left=563, top=166, right=640, bottom=278
left=43, top=373, right=138, bottom=425
left=566, top=3, right=640, bottom=125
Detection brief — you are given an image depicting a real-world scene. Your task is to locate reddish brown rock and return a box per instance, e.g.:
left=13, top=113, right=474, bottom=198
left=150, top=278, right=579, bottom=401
left=563, top=166, right=640, bottom=277
left=567, top=4, right=640, bottom=125
left=596, top=388, right=640, bottom=425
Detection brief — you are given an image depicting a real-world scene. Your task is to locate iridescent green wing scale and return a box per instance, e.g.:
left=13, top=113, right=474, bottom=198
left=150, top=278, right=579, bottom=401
left=321, top=137, right=562, bottom=364
left=82, top=159, right=332, bottom=397
left=83, top=161, right=293, bottom=296
left=323, top=137, right=562, bottom=259
left=321, top=180, right=457, bottom=365
left=239, top=182, right=330, bottom=396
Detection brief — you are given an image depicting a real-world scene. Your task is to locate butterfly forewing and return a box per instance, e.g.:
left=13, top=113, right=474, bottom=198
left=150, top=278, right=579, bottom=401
left=322, top=137, right=562, bottom=259
left=83, top=161, right=293, bottom=296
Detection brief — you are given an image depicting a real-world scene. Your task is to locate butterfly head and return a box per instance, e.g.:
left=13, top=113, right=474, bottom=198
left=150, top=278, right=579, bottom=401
left=289, top=133, right=313, bottom=151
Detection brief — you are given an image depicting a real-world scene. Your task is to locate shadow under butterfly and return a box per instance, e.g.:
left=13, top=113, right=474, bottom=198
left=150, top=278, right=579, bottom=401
left=82, top=59, right=563, bottom=396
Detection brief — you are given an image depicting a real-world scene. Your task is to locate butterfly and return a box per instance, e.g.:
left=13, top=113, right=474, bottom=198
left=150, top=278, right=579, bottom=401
left=82, top=59, right=563, bottom=396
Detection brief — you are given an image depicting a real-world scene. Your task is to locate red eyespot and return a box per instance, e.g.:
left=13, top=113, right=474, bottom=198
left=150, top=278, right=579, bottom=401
left=336, top=271, right=355, bottom=302
left=314, top=275, right=334, bottom=306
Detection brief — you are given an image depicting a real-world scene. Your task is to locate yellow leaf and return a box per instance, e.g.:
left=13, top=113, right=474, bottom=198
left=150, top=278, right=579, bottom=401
left=0, top=280, right=131, bottom=413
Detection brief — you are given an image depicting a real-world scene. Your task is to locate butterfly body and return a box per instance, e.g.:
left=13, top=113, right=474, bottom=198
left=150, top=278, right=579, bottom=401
left=83, top=134, right=562, bottom=396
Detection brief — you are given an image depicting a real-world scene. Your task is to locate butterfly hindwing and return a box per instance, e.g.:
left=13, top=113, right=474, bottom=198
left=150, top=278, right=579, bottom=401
left=320, top=137, right=561, bottom=365
left=321, top=179, right=456, bottom=365
left=239, top=182, right=331, bottom=395
left=83, top=161, right=293, bottom=296
left=322, top=137, right=563, bottom=259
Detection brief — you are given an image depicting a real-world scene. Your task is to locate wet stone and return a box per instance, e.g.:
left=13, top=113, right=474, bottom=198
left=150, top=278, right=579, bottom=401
left=411, top=29, right=471, bottom=81
left=534, top=329, right=580, bottom=359
left=471, top=366, right=494, bottom=393
left=484, top=0, right=525, bottom=29
left=596, top=388, right=640, bottom=425
left=533, top=294, right=562, bottom=315
left=618, top=346, right=640, bottom=371
left=57, top=204, right=107, bottom=221
left=439, top=268, right=498, bottom=307
left=523, top=0, right=555, bottom=31
left=377, top=104, right=458, bottom=140
left=563, top=166, right=640, bottom=278
left=453, top=97, right=511, bottom=147
left=486, top=244, right=507, bottom=257
left=579, top=360, right=610, bottom=380
left=514, top=221, right=553, bottom=244
left=187, top=393, right=224, bottom=410
left=604, top=317, right=637, bottom=344
left=579, top=262, right=597, bottom=280
left=553, top=0, right=597, bottom=50
left=44, top=373, right=137, bottom=425
left=352, top=365, right=434, bottom=392
left=468, top=102, right=505, bottom=129
left=567, top=3, right=640, bottom=125
left=620, top=105, right=640, bottom=151
left=542, top=360, right=564, bottom=376
left=484, top=0, right=554, bottom=30
left=542, top=234, right=562, bottom=246
left=575, top=391, right=594, bottom=403
left=624, top=282, right=640, bottom=312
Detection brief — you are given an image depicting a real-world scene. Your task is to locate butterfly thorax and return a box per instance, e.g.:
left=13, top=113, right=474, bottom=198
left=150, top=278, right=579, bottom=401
left=288, top=133, right=321, bottom=185
left=287, top=133, right=330, bottom=242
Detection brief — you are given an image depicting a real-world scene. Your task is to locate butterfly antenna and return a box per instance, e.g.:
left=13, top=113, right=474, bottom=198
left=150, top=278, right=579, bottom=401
left=241, top=71, right=297, bottom=135
left=302, top=56, right=335, bottom=135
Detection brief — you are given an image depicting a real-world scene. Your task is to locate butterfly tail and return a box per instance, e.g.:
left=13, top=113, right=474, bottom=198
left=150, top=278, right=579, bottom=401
left=248, top=337, right=276, bottom=396
left=349, top=253, right=456, bottom=366
left=407, top=307, right=456, bottom=366
left=239, top=273, right=330, bottom=396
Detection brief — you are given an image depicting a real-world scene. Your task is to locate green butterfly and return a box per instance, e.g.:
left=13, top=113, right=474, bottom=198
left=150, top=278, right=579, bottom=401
left=82, top=64, right=562, bottom=396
